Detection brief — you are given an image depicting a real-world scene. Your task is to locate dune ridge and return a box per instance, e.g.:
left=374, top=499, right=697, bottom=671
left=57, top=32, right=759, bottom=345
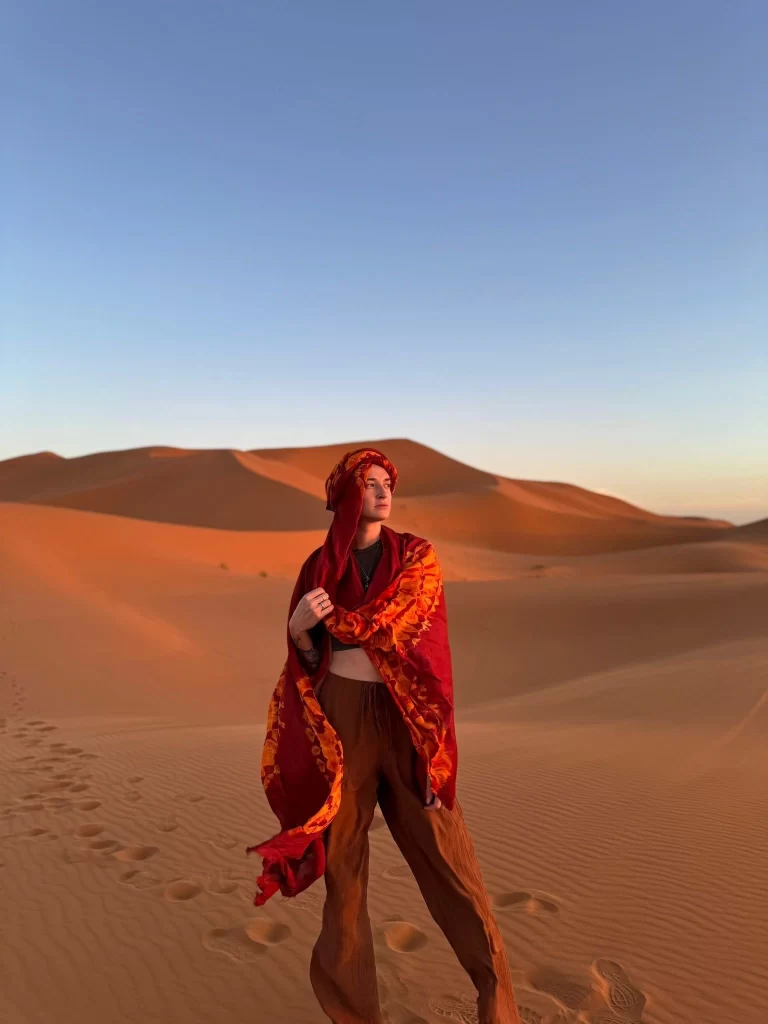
left=0, top=439, right=735, bottom=552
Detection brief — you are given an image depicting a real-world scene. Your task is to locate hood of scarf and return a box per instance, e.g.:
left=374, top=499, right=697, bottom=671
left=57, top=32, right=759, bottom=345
left=312, top=447, right=399, bottom=610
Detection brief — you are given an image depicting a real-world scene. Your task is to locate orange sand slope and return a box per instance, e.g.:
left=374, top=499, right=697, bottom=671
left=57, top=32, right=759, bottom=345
left=1, top=439, right=767, bottom=1024
left=1, top=491, right=766, bottom=720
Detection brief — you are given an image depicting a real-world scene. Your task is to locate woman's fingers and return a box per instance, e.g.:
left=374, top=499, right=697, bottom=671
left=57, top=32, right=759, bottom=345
left=304, top=590, right=333, bottom=623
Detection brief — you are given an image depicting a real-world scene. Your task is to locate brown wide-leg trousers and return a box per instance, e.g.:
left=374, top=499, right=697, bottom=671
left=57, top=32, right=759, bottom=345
left=309, top=670, right=521, bottom=1024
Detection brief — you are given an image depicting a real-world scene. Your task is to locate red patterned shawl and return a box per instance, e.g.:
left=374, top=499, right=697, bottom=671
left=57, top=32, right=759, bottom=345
left=245, top=447, right=457, bottom=906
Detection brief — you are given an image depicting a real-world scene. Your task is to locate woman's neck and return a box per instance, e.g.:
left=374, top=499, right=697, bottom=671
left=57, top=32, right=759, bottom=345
left=353, top=521, right=383, bottom=550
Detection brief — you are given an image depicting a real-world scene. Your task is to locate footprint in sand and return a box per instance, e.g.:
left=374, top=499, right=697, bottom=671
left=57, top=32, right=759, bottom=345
left=493, top=891, right=559, bottom=915
left=591, top=959, right=646, bottom=1021
left=76, top=800, right=101, bottom=811
left=78, top=753, right=99, bottom=760
left=21, top=827, right=58, bottom=843
left=127, top=776, right=143, bottom=784
left=87, top=838, right=124, bottom=854
left=204, top=918, right=292, bottom=962
left=39, top=726, right=57, bottom=732
left=61, top=747, right=83, bottom=755
left=429, top=993, right=478, bottom=1023
left=114, top=845, right=159, bottom=862
left=74, top=823, right=104, bottom=838
left=118, top=868, right=168, bottom=891
left=383, top=921, right=428, bottom=953
left=512, top=988, right=569, bottom=1024
left=67, top=783, right=89, bottom=793
left=205, top=873, right=239, bottom=895
left=123, top=791, right=142, bottom=802
left=527, top=967, right=595, bottom=1013
left=164, top=879, right=202, bottom=901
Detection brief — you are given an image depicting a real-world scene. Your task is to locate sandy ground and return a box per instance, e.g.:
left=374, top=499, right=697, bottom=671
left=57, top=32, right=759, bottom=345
left=1, top=442, right=767, bottom=1024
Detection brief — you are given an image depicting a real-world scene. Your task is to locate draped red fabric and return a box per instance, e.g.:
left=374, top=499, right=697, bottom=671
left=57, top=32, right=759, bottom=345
left=245, top=447, right=457, bottom=906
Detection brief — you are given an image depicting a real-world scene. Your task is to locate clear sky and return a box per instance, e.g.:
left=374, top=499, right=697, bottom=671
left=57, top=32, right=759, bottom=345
left=3, top=2, right=766, bottom=524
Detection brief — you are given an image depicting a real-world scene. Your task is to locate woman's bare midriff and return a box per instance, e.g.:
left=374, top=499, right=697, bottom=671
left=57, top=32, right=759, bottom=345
left=328, top=646, right=384, bottom=682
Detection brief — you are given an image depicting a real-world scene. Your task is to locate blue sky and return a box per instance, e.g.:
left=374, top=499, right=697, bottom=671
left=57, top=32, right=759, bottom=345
left=3, top=1, right=766, bottom=523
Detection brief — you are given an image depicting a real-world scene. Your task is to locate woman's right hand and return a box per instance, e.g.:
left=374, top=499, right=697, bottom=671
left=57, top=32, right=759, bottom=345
left=289, top=588, right=335, bottom=637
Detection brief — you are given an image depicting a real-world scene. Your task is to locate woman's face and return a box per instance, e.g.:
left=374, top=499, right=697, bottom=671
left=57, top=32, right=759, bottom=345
left=360, top=463, right=392, bottom=521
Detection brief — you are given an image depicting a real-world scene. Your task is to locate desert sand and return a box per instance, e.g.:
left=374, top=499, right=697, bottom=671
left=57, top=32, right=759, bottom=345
left=1, top=440, right=766, bottom=1024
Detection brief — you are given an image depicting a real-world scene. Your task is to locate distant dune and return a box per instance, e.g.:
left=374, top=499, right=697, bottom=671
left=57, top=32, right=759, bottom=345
left=0, top=439, right=735, bottom=553
left=728, top=516, right=768, bottom=541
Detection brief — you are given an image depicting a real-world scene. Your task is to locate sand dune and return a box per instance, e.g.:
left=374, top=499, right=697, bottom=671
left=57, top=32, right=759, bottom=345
left=554, top=537, right=768, bottom=574
left=1, top=440, right=767, bottom=1024
left=0, top=447, right=329, bottom=531
left=2, top=499, right=766, bottom=719
left=728, top=516, right=768, bottom=541
left=0, top=439, right=733, bottom=552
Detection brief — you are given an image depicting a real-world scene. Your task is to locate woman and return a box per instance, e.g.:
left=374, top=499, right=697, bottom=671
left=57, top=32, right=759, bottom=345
left=247, top=447, right=521, bottom=1024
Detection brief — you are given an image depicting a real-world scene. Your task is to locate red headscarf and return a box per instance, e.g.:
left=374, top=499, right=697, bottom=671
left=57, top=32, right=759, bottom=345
left=246, top=447, right=457, bottom=905
left=320, top=446, right=400, bottom=609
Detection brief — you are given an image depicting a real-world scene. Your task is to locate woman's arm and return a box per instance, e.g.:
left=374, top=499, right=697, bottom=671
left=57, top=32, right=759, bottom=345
left=288, top=585, right=332, bottom=673
left=294, top=636, right=321, bottom=670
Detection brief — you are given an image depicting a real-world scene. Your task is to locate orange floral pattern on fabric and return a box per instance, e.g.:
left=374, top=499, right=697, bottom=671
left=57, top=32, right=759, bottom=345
left=261, top=669, right=345, bottom=841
